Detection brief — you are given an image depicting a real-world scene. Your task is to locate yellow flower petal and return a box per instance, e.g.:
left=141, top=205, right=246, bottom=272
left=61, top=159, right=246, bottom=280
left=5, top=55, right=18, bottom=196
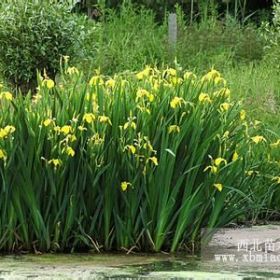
left=240, top=110, right=246, bottom=121
left=214, top=77, right=226, bottom=86
left=136, top=89, right=154, bottom=102
left=232, top=151, right=239, bottom=162
left=1, top=91, right=13, bottom=101
left=43, top=119, right=53, bottom=127
left=220, top=102, right=230, bottom=112
left=170, top=97, right=184, bottom=109
left=121, top=181, right=131, bottom=191
left=214, top=157, right=227, bottom=167
left=213, top=183, right=223, bottom=192
left=44, top=79, right=55, bottom=89
left=98, top=115, right=112, bottom=125
left=48, top=158, right=62, bottom=168
left=0, top=149, right=6, bottom=160
left=66, top=67, right=79, bottom=75
left=199, top=93, right=212, bottom=103
left=60, top=125, right=72, bottom=135
left=89, top=75, right=104, bottom=86
left=149, top=156, right=158, bottom=166
left=168, top=125, right=180, bottom=134
left=223, top=131, right=230, bottom=138
left=4, top=125, right=15, bottom=134
left=105, top=79, right=116, bottom=88
left=202, top=69, right=221, bottom=82
left=0, top=125, right=16, bottom=139
left=126, top=145, right=136, bottom=154
left=83, top=113, right=96, bottom=124
left=78, top=125, right=87, bottom=131
left=183, top=71, right=196, bottom=80
left=271, top=140, right=280, bottom=148
left=136, top=67, right=151, bottom=80
left=164, top=68, right=177, bottom=77
left=203, top=165, right=218, bottom=174
left=272, top=176, right=280, bottom=184
left=65, top=146, right=75, bottom=157
left=124, top=121, right=137, bottom=130
left=251, top=136, right=266, bottom=144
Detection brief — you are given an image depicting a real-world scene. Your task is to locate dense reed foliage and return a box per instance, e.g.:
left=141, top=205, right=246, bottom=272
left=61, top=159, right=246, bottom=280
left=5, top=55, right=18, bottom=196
left=0, top=64, right=279, bottom=253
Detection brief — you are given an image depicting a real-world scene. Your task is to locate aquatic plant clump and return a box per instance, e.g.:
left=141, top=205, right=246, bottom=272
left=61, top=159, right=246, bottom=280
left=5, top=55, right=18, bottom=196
left=0, top=65, right=279, bottom=253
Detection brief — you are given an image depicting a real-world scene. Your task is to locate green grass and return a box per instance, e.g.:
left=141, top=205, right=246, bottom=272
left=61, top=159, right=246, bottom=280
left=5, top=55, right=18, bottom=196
left=225, top=63, right=280, bottom=129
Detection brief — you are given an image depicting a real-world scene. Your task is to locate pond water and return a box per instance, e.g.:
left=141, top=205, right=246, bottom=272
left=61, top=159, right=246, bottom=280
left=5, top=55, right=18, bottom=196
left=0, top=253, right=280, bottom=280
left=1, top=225, right=280, bottom=279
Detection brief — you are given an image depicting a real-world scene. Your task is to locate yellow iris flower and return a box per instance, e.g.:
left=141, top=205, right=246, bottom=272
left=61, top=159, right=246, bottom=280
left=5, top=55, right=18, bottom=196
left=83, top=113, right=96, bottom=124
left=60, top=125, right=72, bottom=135
left=213, top=183, right=223, bottom=192
left=48, top=158, right=62, bottom=168
left=170, top=97, right=185, bottom=109
left=199, top=93, right=212, bottom=104
left=251, top=136, right=266, bottom=144
left=168, top=125, right=180, bottom=134
left=65, top=146, right=75, bottom=157
left=121, top=181, right=132, bottom=191
left=99, top=115, right=112, bottom=125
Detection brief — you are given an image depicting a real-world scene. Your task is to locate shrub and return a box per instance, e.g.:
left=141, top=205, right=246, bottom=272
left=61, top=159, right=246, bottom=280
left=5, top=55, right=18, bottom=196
left=0, top=65, right=278, bottom=253
left=0, top=1, right=83, bottom=91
